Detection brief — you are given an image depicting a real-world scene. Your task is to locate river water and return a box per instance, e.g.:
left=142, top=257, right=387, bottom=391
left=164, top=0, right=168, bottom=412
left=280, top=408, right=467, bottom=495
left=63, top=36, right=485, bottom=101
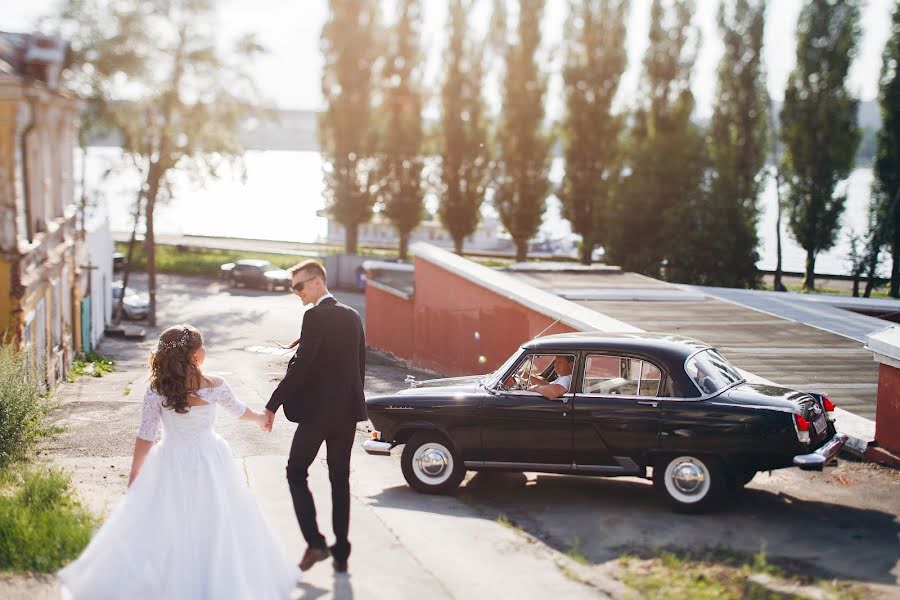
left=81, top=147, right=880, bottom=276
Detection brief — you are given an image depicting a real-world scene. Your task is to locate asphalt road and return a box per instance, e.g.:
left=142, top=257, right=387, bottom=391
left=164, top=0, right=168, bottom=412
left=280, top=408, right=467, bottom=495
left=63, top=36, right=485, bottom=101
left=4, top=275, right=899, bottom=599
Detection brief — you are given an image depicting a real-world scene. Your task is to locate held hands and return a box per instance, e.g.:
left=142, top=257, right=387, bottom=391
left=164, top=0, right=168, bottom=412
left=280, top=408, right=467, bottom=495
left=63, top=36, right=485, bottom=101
left=254, top=409, right=274, bottom=432
left=262, top=409, right=276, bottom=433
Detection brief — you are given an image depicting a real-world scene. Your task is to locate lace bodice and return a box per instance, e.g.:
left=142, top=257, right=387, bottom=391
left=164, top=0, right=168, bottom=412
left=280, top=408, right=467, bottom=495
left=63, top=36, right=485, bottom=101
left=137, top=379, right=248, bottom=441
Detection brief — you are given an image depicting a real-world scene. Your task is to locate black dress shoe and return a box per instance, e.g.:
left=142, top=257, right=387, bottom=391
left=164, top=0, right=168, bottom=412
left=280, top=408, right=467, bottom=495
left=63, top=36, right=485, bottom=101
left=332, top=559, right=348, bottom=573
left=298, top=546, right=330, bottom=571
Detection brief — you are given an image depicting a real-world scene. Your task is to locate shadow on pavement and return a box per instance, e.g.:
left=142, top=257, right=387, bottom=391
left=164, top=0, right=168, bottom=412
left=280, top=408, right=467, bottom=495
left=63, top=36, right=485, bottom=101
left=366, top=471, right=900, bottom=585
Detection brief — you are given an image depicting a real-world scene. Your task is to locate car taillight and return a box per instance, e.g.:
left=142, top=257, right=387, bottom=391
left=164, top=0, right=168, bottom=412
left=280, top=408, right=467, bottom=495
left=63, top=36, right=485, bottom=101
left=793, top=413, right=810, bottom=444
left=822, top=396, right=835, bottom=421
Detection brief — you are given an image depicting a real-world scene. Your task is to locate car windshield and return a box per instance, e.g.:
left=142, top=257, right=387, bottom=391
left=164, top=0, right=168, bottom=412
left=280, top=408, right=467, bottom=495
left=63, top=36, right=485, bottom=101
left=486, top=349, right=523, bottom=389
left=686, top=349, right=743, bottom=395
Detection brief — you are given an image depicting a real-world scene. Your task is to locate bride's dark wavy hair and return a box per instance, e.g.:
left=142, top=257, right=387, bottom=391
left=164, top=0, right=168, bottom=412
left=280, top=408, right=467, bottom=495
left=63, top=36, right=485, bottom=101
left=149, top=324, right=204, bottom=414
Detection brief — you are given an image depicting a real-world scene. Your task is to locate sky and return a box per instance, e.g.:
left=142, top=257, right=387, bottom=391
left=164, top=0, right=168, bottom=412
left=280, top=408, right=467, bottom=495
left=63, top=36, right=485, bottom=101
left=5, top=0, right=895, bottom=120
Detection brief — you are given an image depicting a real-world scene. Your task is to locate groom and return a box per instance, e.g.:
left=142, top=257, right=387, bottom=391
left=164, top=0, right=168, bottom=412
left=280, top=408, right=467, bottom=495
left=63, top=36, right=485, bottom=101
left=265, top=259, right=367, bottom=573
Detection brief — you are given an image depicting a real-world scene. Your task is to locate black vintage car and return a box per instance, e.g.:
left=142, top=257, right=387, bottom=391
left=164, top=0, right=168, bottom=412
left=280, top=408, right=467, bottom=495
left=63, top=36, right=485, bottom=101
left=362, top=332, right=847, bottom=512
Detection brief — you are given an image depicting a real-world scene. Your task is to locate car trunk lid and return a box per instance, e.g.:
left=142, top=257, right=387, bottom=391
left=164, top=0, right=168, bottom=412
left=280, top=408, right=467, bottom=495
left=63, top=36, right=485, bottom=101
left=725, top=382, right=830, bottom=447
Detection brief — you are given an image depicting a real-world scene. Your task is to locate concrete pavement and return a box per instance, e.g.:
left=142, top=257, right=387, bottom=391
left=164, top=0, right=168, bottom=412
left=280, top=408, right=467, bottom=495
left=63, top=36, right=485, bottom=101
left=4, top=274, right=897, bottom=599
left=7, top=278, right=611, bottom=599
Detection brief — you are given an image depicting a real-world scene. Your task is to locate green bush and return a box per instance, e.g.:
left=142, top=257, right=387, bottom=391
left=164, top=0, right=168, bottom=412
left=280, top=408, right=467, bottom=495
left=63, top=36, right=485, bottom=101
left=0, top=466, right=95, bottom=572
left=0, top=346, right=53, bottom=469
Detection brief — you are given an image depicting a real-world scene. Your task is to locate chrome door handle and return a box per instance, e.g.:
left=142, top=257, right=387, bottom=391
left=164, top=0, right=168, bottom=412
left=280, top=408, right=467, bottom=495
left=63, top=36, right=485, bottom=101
left=637, top=401, right=658, bottom=408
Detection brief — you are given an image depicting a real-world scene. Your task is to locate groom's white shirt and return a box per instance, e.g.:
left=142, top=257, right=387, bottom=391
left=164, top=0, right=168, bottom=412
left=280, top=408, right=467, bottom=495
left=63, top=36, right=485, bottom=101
left=315, top=293, right=334, bottom=307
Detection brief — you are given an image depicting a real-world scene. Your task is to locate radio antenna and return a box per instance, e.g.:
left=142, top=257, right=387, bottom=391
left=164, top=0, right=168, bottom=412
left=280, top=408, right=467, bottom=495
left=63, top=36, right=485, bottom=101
left=534, top=317, right=562, bottom=339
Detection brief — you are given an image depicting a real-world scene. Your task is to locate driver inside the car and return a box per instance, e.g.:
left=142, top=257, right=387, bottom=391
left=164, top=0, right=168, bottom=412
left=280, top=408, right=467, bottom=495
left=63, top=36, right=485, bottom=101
left=527, top=355, right=574, bottom=399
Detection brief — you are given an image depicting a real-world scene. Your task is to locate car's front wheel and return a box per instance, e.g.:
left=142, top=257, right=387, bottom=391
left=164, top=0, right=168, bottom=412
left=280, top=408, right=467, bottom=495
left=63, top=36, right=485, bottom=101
left=401, top=433, right=465, bottom=495
left=653, top=454, right=725, bottom=513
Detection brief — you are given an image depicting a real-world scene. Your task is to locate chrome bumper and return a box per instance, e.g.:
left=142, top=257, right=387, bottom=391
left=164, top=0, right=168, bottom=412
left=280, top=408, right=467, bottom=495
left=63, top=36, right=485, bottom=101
left=793, top=432, right=849, bottom=471
left=362, top=439, right=392, bottom=456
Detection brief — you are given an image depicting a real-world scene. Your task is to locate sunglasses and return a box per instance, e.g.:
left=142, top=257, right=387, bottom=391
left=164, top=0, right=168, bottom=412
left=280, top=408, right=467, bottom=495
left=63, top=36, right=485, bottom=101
left=291, top=276, right=318, bottom=293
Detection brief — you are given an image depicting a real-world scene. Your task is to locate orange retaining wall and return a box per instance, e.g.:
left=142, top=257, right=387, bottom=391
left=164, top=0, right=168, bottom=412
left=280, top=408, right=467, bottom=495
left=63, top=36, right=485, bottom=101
left=411, top=258, right=577, bottom=375
left=364, top=283, right=414, bottom=362
left=365, top=257, right=577, bottom=376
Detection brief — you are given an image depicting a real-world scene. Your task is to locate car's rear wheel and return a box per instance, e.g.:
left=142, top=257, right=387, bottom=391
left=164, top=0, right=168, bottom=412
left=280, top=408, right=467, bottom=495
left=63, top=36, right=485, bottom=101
left=653, top=454, right=725, bottom=513
left=401, top=433, right=465, bottom=495
left=727, top=468, right=757, bottom=492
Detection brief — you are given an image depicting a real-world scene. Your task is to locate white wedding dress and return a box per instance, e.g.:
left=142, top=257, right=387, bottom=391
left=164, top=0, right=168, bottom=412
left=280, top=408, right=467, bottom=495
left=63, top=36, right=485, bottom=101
left=58, top=380, right=300, bottom=600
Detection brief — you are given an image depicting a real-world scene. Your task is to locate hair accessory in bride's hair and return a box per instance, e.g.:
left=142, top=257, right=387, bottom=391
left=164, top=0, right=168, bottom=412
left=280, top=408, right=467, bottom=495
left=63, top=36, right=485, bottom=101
left=157, top=327, right=191, bottom=351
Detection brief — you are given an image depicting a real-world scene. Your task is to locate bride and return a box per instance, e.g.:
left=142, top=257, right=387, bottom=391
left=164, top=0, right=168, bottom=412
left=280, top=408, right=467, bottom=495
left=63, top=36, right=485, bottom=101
left=58, top=324, right=300, bottom=599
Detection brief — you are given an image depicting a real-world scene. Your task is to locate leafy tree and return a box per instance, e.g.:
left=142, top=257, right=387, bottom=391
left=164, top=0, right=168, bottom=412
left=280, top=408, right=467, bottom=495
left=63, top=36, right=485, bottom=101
left=780, top=0, right=862, bottom=291
left=320, top=0, right=381, bottom=254
left=373, top=0, right=425, bottom=260
left=704, top=0, right=768, bottom=288
left=437, top=0, right=491, bottom=255
left=558, top=0, right=629, bottom=265
left=608, top=0, right=704, bottom=278
left=56, top=0, right=268, bottom=326
left=493, top=0, right=554, bottom=262
left=873, top=0, right=900, bottom=297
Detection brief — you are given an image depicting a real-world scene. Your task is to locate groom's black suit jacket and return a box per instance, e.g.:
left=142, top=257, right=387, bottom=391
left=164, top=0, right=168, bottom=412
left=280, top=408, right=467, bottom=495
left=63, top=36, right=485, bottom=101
left=266, top=297, right=367, bottom=424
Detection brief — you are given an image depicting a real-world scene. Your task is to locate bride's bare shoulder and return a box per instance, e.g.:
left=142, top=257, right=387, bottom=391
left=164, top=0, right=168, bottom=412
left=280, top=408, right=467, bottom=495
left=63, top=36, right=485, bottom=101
left=201, top=374, right=226, bottom=388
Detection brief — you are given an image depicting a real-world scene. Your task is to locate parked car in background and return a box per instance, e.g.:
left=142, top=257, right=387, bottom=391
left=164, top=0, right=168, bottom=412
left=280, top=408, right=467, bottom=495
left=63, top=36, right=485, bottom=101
left=111, top=282, right=149, bottom=320
left=112, top=252, right=126, bottom=272
left=220, top=259, right=291, bottom=291
left=362, top=332, right=846, bottom=513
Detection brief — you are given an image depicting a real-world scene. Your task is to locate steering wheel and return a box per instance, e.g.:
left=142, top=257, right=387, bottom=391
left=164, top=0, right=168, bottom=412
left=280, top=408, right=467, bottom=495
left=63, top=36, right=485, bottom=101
left=512, top=372, right=527, bottom=389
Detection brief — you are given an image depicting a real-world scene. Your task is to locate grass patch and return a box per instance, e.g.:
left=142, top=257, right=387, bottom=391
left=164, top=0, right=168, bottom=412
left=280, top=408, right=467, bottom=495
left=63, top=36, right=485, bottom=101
left=0, top=465, right=96, bottom=572
left=116, top=241, right=401, bottom=278
left=618, top=546, right=860, bottom=600
left=116, top=242, right=308, bottom=278
left=0, top=346, right=55, bottom=469
left=564, top=538, right=591, bottom=566
left=66, top=353, right=116, bottom=383
left=758, top=281, right=892, bottom=298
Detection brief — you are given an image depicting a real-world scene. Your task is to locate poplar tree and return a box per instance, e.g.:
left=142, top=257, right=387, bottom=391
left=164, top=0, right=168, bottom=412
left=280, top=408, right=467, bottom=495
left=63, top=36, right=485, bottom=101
left=320, top=0, right=381, bottom=254
left=704, top=0, right=768, bottom=287
left=374, top=0, right=425, bottom=260
left=873, top=1, right=900, bottom=297
left=558, top=0, right=629, bottom=265
left=437, top=0, right=491, bottom=255
left=608, top=0, right=704, bottom=277
left=780, top=0, right=861, bottom=291
left=493, top=0, right=554, bottom=262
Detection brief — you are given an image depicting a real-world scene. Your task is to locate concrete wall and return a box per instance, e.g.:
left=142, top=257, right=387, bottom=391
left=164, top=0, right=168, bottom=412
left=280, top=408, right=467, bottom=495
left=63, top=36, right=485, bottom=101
left=84, top=214, right=113, bottom=350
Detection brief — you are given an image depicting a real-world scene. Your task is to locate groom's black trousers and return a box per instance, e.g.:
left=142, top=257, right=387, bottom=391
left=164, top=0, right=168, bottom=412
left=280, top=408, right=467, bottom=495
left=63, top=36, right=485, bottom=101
left=286, top=418, right=356, bottom=562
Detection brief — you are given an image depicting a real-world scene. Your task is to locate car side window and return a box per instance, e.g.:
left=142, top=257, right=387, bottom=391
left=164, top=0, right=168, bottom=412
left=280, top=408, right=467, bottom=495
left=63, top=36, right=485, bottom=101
left=499, top=353, right=571, bottom=393
left=582, top=354, right=662, bottom=397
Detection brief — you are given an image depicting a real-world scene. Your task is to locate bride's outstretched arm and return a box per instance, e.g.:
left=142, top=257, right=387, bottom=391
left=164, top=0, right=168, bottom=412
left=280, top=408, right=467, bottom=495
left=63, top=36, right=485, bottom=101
left=128, top=438, right=154, bottom=487
left=239, top=407, right=269, bottom=431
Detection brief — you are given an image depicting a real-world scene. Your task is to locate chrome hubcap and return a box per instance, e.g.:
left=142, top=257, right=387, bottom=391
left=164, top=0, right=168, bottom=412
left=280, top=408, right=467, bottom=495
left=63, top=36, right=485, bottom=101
left=417, top=448, right=448, bottom=477
left=412, top=443, right=452, bottom=483
left=671, top=461, right=705, bottom=495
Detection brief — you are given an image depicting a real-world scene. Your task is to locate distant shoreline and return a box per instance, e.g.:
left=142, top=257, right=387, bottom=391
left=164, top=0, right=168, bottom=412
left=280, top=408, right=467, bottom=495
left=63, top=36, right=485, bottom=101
left=112, top=230, right=872, bottom=281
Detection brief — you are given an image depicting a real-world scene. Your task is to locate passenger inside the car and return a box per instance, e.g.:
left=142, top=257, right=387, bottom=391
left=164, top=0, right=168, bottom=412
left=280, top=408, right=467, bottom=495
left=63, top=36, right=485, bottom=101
left=528, top=355, right=574, bottom=399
